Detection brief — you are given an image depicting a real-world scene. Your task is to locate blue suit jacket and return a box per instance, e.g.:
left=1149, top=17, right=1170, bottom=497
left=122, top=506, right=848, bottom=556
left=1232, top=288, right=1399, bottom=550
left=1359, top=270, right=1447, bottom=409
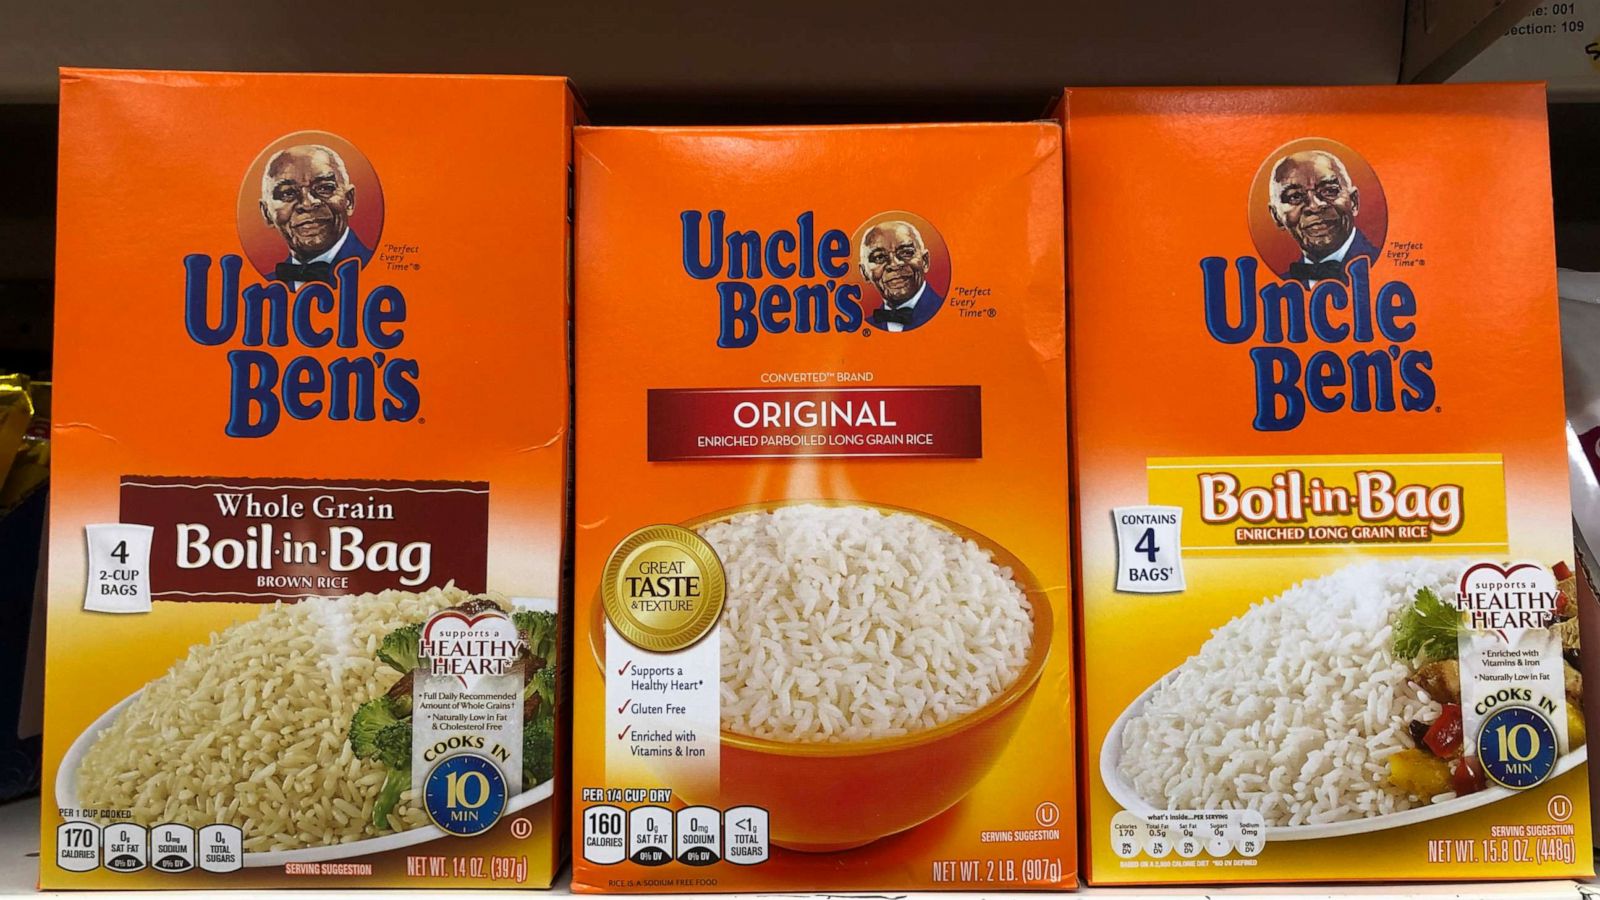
left=1288, top=227, right=1382, bottom=285
left=869, top=284, right=945, bottom=332
left=271, top=229, right=374, bottom=284
left=1346, top=227, right=1381, bottom=267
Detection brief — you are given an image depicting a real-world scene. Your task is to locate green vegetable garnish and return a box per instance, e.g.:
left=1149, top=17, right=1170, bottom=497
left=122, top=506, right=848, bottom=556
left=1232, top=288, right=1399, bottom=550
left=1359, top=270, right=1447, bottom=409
left=1393, top=586, right=1460, bottom=662
left=376, top=623, right=423, bottom=673
left=348, top=696, right=405, bottom=760
left=372, top=766, right=410, bottom=830
left=513, top=609, right=559, bottom=662
left=522, top=716, right=556, bottom=786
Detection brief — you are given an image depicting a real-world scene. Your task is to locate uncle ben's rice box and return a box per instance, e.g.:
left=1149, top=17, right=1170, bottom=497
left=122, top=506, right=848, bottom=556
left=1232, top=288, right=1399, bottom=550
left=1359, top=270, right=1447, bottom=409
left=43, top=70, right=578, bottom=889
left=570, top=123, right=1076, bottom=892
left=1064, top=84, right=1593, bottom=884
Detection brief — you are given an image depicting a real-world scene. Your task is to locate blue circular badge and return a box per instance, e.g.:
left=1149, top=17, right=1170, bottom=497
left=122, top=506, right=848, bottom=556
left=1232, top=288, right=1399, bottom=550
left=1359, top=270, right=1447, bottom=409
left=423, top=754, right=508, bottom=837
left=1477, top=706, right=1559, bottom=790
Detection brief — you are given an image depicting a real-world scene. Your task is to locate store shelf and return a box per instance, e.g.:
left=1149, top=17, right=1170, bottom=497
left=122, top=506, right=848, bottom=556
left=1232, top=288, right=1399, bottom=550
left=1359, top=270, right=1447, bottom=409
left=0, top=0, right=1531, bottom=118
left=0, top=796, right=1591, bottom=898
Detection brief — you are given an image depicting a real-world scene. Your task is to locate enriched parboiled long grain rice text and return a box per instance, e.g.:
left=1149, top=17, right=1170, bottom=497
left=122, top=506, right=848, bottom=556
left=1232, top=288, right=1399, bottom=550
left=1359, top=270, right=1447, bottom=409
left=705, top=504, right=1034, bottom=743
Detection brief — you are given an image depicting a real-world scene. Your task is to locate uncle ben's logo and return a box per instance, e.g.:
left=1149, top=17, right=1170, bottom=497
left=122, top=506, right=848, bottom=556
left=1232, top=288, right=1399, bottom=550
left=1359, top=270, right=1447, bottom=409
left=1206, top=138, right=1434, bottom=432
left=681, top=209, right=953, bottom=348
left=182, top=131, right=419, bottom=438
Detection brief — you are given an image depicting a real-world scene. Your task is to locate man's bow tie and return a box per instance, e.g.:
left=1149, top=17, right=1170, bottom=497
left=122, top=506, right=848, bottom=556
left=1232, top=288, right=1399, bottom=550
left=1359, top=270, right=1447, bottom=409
left=275, top=261, right=334, bottom=284
left=871, top=305, right=916, bottom=327
left=1287, top=259, right=1348, bottom=283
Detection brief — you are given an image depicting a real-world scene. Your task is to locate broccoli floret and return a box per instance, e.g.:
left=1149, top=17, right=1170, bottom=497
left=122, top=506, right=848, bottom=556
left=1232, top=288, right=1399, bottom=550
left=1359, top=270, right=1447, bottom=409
left=372, top=766, right=410, bottom=831
left=513, top=610, right=558, bottom=662
left=348, top=696, right=403, bottom=760
left=376, top=721, right=412, bottom=770
left=377, top=623, right=423, bottom=673
left=522, top=716, right=555, bottom=786
left=524, top=664, right=557, bottom=717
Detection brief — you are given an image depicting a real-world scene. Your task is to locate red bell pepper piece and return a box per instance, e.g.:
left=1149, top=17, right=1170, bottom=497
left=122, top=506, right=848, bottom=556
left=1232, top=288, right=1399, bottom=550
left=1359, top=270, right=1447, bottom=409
left=1424, top=703, right=1463, bottom=757
left=1451, top=755, right=1485, bottom=795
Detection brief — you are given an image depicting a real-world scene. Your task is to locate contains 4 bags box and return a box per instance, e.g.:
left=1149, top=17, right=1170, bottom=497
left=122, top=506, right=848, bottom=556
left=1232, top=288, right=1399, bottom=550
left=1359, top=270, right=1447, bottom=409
left=43, top=69, right=578, bottom=889
left=570, top=122, right=1077, bottom=892
left=1064, top=83, right=1593, bottom=885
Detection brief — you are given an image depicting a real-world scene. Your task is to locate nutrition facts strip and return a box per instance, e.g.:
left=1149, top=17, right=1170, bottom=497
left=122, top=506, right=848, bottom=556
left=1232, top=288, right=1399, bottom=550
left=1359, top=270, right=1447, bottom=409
left=55, top=822, right=243, bottom=874
left=1110, top=810, right=1265, bottom=861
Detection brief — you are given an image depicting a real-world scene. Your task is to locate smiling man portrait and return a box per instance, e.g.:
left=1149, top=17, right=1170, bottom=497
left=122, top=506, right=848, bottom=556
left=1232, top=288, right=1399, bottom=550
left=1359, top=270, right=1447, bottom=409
left=1268, top=149, right=1380, bottom=285
left=259, top=144, right=374, bottom=287
left=861, top=220, right=945, bottom=333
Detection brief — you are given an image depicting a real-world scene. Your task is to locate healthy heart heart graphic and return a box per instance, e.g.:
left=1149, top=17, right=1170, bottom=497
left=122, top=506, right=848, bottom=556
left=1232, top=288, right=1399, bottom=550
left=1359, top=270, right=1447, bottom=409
left=421, top=610, right=523, bottom=689
left=1456, top=561, right=1560, bottom=645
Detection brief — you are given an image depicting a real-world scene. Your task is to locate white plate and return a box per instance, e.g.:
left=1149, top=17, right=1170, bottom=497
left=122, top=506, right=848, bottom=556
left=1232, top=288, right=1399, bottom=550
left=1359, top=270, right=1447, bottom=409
left=56, top=596, right=557, bottom=867
left=1101, top=666, right=1588, bottom=841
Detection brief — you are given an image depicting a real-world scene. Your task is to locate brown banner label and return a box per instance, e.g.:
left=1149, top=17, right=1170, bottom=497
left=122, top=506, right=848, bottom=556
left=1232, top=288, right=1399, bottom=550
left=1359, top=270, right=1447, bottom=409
left=120, top=475, right=488, bottom=602
left=646, top=386, right=982, bottom=461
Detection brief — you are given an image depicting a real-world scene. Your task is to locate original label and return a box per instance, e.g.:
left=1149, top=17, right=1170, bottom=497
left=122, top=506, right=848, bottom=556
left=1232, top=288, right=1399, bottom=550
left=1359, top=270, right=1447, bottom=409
left=119, top=476, right=488, bottom=601
left=646, top=386, right=981, bottom=460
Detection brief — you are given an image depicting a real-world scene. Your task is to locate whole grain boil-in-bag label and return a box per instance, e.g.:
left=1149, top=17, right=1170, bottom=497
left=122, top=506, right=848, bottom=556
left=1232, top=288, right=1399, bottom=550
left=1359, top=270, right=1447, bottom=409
left=43, top=69, right=579, bottom=889
left=1065, top=84, right=1592, bottom=885
left=571, top=123, right=1076, bottom=893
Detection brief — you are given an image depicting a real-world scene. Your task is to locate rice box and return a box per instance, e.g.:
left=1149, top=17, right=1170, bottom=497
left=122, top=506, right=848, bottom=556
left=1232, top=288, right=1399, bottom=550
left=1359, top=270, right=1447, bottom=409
left=43, top=69, right=578, bottom=889
left=1064, top=84, right=1594, bottom=884
left=570, top=123, right=1076, bottom=892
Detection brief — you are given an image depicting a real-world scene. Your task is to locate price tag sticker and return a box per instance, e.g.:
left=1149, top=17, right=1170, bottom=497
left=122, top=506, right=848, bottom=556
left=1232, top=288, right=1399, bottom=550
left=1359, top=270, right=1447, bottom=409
left=1112, top=506, right=1185, bottom=594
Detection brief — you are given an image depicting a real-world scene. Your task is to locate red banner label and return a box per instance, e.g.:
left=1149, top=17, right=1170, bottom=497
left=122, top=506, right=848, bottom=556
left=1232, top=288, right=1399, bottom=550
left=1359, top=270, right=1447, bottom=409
left=120, top=475, right=488, bottom=602
left=647, top=386, right=982, bottom=461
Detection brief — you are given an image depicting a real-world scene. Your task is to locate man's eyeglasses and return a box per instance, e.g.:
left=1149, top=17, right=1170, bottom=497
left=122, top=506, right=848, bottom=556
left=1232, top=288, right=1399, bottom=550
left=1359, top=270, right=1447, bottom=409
left=867, top=245, right=921, bottom=266
left=272, top=179, right=343, bottom=204
left=1278, top=181, right=1347, bottom=208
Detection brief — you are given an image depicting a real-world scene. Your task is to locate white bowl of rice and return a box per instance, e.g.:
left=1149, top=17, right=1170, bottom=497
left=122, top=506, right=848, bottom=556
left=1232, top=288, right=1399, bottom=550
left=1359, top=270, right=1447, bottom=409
left=592, top=500, right=1052, bottom=851
left=1101, top=558, right=1588, bottom=840
left=57, top=586, right=557, bottom=866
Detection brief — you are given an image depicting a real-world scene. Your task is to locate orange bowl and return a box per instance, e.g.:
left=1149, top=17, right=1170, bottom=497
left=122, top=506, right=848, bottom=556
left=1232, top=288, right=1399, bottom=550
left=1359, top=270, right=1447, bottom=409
left=589, top=499, right=1052, bottom=851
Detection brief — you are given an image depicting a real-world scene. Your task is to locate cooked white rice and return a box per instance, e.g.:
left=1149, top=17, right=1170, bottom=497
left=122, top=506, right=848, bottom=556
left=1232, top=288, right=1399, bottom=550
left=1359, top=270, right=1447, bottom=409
left=76, top=584, right=502, bottom=852
left=704, top=504, right=1034, bottom=743
left=1117, top=558, right=1461, bottom=827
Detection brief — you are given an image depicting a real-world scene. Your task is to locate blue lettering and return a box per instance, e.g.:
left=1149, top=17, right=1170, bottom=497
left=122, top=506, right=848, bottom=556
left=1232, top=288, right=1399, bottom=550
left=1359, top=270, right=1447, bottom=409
left=383, top=359, right=422, bottom=421
left=226, top=350, right=279, bottom=438
left=1249, top=346, right=1304, bottom=431
left=1377, top=280, right=1417, bottom=342
left=183, top=254, right=240, bottom=346
left=1202, top=257, right=1257, bottom=344
left=282, top=357, right=325, bottom=420
left=681, top=210, right=723, bottom=279
left=718, top=282, right=759, bottom=349
left=758, top=285, right=792, bottom=334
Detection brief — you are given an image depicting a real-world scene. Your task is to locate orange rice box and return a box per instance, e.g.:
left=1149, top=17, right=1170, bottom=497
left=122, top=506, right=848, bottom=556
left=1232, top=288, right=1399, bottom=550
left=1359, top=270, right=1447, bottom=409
left=43, top=69, right=578, bottom=889
left=1064, top=84, right=1594, bottom=884
left=571, top=123, right=1076, bottom=892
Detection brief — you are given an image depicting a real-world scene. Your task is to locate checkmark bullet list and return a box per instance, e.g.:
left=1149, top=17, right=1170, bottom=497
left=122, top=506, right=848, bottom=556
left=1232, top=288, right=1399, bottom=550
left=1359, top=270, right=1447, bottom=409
left=618, top=659, right=632, bottom=676
left=618, top=724, right=631, bottom=741
left=618, top=697, right=630, bottom=714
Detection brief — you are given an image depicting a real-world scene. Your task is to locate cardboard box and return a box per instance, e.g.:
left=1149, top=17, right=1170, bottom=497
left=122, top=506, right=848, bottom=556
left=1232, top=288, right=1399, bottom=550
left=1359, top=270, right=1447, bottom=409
left=42, top=69, right=577, bottom=888
left=570, top=122, right=1076, bottom=892
left=1064, top=83, right=1593, bottom=884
